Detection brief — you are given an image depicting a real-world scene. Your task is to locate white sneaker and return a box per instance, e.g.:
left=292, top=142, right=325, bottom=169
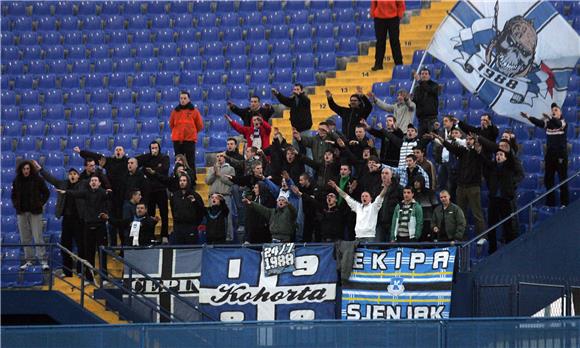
left=19, top=261, right=33, bottom=270
left=477, top=238, right=487, bottom=246
left=41, top=262, right=50, bottom=271
left=162, top=237, right=169, bottom=244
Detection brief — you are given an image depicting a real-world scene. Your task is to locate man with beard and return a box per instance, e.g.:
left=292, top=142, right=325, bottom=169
left=34, top=160, right=84, bottom=276
left=271, top=83, right=313, bottom=135
left=326, top=86, right=373, bottom=140
left=12, top=160, right=50, bottom=271
left=75, top=145, right=127, bottom=246
left=138, top=141, right=170, bottom=243
left=228, top=95, right=274, bottom=126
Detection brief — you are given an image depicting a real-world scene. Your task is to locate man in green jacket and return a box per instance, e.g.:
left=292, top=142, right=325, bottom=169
left=431, top=190, right=466, bottom=242
left=243, top=195, right=297, bottom=242
left=390, top=186, right=423, bottom=242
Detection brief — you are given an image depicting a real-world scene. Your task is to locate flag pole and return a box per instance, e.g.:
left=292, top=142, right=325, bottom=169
left=409, top=2, right=458, bottom=93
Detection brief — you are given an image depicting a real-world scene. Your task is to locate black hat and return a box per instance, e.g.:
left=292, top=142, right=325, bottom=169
left=407, top=123, right=416, bottom=130
left=551, top=102, right=559, bottom=109
left=68, top=168, right=79, bottom=174
left=325, top=117, right=336, bottom=126
left=368, top=155, right=380, bottom=163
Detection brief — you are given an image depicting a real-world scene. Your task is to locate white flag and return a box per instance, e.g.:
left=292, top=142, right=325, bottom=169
left=428, top=1, right=580, bottom=122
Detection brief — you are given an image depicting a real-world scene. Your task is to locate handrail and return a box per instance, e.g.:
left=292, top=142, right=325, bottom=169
left=99, top=247, right=216, bottom=321
left=463, top=169, right=580, bottom=248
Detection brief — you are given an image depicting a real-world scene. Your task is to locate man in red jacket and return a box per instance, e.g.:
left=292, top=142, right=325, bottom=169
left=371, top=0, right=406, bottom=70
left=169, top=91, right=204, bottom=184
left=225, top=114, right=272, bottom=150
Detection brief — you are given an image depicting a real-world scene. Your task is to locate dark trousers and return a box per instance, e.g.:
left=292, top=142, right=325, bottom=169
left=61, top=215, right=83, bottom=276
left=302, top=215, right=316, bottom=242
left=488, top=197, right=517, bottom=254
left=83, top=223, right=107, bottom=281
left=418, top=117, right=437, bottom=137
left=374, top=17, right=403, bottom=66
left=173, top=223, right=198, bottom=245
left=173, top=141, right=197, bottom=184
left=148, top=190, right=169, bottom=238
left=545, top=154, right=569, bottom=206
left=107, top=194, right=124, bottom=247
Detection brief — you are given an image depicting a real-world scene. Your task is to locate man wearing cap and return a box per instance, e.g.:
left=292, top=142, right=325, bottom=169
left=522, top=104, right=569, bottom=207
left=367, top=89, right=415, bottom=132
left=33, top=160, right=83, bottom=276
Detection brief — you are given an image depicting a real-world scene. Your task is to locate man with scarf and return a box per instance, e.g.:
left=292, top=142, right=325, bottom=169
left=169, top=90, right=204, bottom=184
left=226, top=114, right=271, bottom=150
left=227, top=95, right=274, bottom=126
left=326, top=87, right=373, bottom=140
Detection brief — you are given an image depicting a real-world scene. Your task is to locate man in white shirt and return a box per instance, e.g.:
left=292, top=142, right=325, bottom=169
left=329, top=180, right=388, bottom=242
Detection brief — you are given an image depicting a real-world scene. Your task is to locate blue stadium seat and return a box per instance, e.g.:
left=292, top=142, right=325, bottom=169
left=94, top=118, right=114, bottom=135
left=93, top=104, right=113, bottom=120
left=207, top=85, right=227, bottom=101
left=265, top=11, right=286, bottom=26
left=180, top=71, right=200, bottom=85
left=293, top=24, right=313, bottom=39
left=222, top=27, right=243, bottom=42
left=90, top=135, right=110, bottom=152
left=197, top=12, right=217, bottom=27
left=48, top=119, right=68, bottom=135
left=445, top=80, right=463, bottom=95
left=89, top=88, right=110, bottom=103
left=139, top=103, right=159, bottom=119
left=151, top=14, right=171, bottom=29
left=445, top=96, right=463, bottom=110
left=154, top=28, right=175, bottom=43
left=173, top=13, right=193, bottom=28
left=272, top=54, right=292, bottom=69
left=250, top=69, right=270, bottom=84
left=71, top=59, right=90, bottom=73
left=296, top=67, right=316, bottom=86
left=23, top=46, right=43, bottom=60
left=158, top=42, right=178, bottom=58
left=124, top=1, right=144, bottom=15
left=59, top=15, right=79, bottom=30
left=225, top=42, right=246, bottom=56
left=200, top=27, right=220, bottom=42
left=1, top=106, right=19, bottom=121
left=111, top=43, right=132, bottom=59
left=160, top=87, right=180, bottom=104
left=105, top=15, right=125, bottom=31
left=69, top=103, right=89, bottom=119
left=242, top=12, right=263, bottom=26
left=229, top=55, right=248, bottom=70
left=271, top=40, right=291, bottom=54
left=108, top=72, right=128, bottom=88
left=288, top=10, right=309, bottom=25
left=286, top=0, right=307, bottom=11
left=219, top=13, right=240, bottom=27
left=37, top=74, right=56, bottom=89
left=14, top=17, right=33, bottom=31
left=272, top=68, right=293, bottom=84
left=334, top=0, right=354, bottom=8
left=140, top=57, right=160, bottom=72
left=132, top=29, right=151, bottom=44
left=26, top=121, right=46, bottom=136
left=359, top=22, right=375, bottom=40
left=66, top=90, right=87, bottom=105
left=4, top=61, right=24, bottom=75
left=246, top=26, right=266, bottom=41
left=17, top=136, right=37, bottom=152
left=294, top=38, right=314, bottom=54
left=468, top=96, right=486, bottom=109
left=46, top=59, right=66, bottom=74
left=113, top=57, right=135, bottom=74
left=1, top=90, right=16, bottom=106
left=238, top=0, right=258, bottom=12
left=73, top=120, right=91, bottom=135
left=42, top=32, right=62, bottom=46
left=102, top=1, right=121, bottom=15
left=180, top=42, right=200, bottom=57
left=1, top=47, right=20, bottom=61
left=161, top=57, right=181, bottom=72
left=82, top=15, right=104, bottom=31
left=113, top=88, right=133, bottom=103
left=1, top=152, right=16, bottom=168
left=207, top=102, right=228, bottom=116
left=114, top=134, right=134, bottom=150
left=42, top=137, right=63, bottom=152
left=227, top=69, right=247, bottom=85
left=249, top=40, right=269, bottom=55
left=154, top=71, right=175, bottom=87
left=229, top=85, right=250, bottom=102
left=251, top=54, right=270, bottom=69
left=128, top=14, right=147, bottom=29
left=296, top=53, right=315, bottom=68
left=135, top=43, right=154, bottom=57
left=88, top=44, right=110, bottom=59
left=202, top=42, right=224, bottom=56
left=520, top=140, right=543, bottom=157
left=116, top=103, right=136, bottom=119
left=317, top=38, right=336, bottom=53
left=22, top=106, right=42, bottom=121
left=317, top=52, right=336, bottom=71
left=118, top=118, right=137, bottom=134
left=68, top=152, right=85, bottom=167
left=392, top=65, right=412, bottom=80
left=263, top=1, right=282, bottom=11
left=338, top=22, right=357, bottom=37
left=63, top=31, right=82, bottom=45
left=19, top=32, right=39, bottom=46
left=1, top=137, right=15, bottom=153
left=206, top=56, right=226, bottom=71
left=202, top=71, right=224, bottom=85
left=269, top=24, right=291, bottom=40
left=175, top=27, right=196, bottom=43
left=337, top=37, right=358, bottom=56
left=137, top=87, right=157, bottom=103
left=2, top=121, right=22, bottom=137
left=140, top=118, right=160, bottom=134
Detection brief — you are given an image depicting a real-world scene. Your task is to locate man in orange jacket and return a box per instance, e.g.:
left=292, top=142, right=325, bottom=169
left=371, top=0, right=406, bottom=70
left=169, top=90, right=204, bottom=186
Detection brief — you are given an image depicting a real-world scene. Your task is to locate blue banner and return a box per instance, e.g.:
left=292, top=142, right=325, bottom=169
left=123, top=248, right=202, bottom=322
left=199, top=246, right=337, bottom=321
left=342, top=247, right=456, bottom=320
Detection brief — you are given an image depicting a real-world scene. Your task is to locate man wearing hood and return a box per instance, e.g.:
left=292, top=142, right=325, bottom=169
left=171, top=175, right=205, bottom=245
left=12, top=160, right=50, bottom=271
left=206, top=153, right=236, bottom=242
left=169, top=90, right=204, bottom=184
left=326, top=87, right=373, bottom=140
left=139, top=141, right=170, bottom=243
left=244, top=182, right=275, bottom=243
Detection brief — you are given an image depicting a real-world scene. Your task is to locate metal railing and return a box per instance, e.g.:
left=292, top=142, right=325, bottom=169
left=458, top=169, right=580, bottom=272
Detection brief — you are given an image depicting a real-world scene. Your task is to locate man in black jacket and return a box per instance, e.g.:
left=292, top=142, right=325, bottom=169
left=171, top=175, right=205, bottom=245
left=522, top=104, right=569, bottom=207
left=123, top=158, right=150, bottom=206
left=296, top=189, right=346, bottom=242
left=326, top=87, right=373, bottom=140
left=412, top=68, right=439, bottom=136
left=360, top=116, right=404, bottom=167
left=57, top=175, right=110, bottom=281
left=228, top=95, right=275, bottom=126
left=225, top=137, right=244, bottom=175
left=138, top=141, right=170, bottom=243
left=272, top=83, right=312, bottom=133
left=12, top=160, right=50, bottom=271
left=78, top=157, right=111, bottom=190
left=457, top=113, right=499, bottom=158
left=375, top=167, right=403, bottom=242
left=34, top=160, right=84, bottom=277
left=75, top=145, right=128, bottom=247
